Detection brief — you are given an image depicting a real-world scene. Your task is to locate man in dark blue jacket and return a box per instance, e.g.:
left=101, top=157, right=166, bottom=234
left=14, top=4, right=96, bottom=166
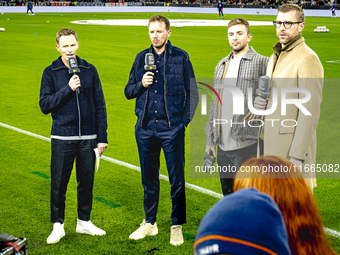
left=26, top=0, right=34, bottom=15
left=125, top=15, right=198, bottom=246
left=40, top=28, right=108, bottom=244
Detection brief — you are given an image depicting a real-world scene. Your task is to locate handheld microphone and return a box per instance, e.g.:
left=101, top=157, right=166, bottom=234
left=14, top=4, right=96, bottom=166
left=144, top=53, right=157, bottom=71
left=203, top=152, right=216, bottom=173
left=68, top=57, right=80, bottom=94
left=256, top=76, right=270, bottom=99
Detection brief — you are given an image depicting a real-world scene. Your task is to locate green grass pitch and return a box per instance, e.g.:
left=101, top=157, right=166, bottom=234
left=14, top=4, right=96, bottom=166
left=0, top=11, right=339, bottom=254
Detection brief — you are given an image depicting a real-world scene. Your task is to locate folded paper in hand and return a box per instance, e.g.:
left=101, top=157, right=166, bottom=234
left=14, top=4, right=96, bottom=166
left=93, top=148, right=100, bottom=172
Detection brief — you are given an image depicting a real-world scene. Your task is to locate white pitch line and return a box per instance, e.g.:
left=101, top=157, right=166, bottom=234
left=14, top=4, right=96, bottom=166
left=325, top=227, right=340, bottom=238
left=325, top=60, right=340, bottom=63
left=0, top=122, right=51, bottom=142
left=0, top=121, right=223, bottom=199
left=1, top=122, right=339, bottom=237
left=102, top=155, right=222, bottom=198
left=71, top=19, right=273, bottom=27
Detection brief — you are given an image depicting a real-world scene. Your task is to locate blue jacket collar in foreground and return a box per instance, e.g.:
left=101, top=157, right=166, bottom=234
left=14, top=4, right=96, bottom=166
left=51, top=56, right=90, bottom=71
left=148, top=40, right=173, bottom=56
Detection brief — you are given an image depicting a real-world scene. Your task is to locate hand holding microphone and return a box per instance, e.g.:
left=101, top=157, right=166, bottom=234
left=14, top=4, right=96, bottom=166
left=142, top=53, right=157, bottom=88
left=69, top=75, right=81, bottom=92
left=244, top=76, right=270, bottom=121
left=68, top=57, right=81, bottom=94
left=142, top=72, right=154, bottom=88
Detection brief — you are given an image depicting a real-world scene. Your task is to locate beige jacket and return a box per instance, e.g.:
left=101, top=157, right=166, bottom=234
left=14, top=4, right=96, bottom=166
left=264, top=37, right=323, bottom=189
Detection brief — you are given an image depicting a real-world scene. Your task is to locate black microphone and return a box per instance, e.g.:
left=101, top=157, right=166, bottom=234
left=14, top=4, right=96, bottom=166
left=256, top=76, right=270, bottom=99
left=68, top=57, right=80, bottom=94
left=203, top=151, right=216, bottom=173
left=144, top=53, right=156, bottom=71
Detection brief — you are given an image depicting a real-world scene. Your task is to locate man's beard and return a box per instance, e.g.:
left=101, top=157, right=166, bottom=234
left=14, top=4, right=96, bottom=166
left=153, top=40, right=167, bottom=49
left=232, top=44, right=246, bottom=54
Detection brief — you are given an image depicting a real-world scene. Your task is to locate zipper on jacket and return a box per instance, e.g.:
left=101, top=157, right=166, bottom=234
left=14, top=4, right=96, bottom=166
left=163, top=49, right=171, bottom=127
left=76, top=91, right=81, bottom=137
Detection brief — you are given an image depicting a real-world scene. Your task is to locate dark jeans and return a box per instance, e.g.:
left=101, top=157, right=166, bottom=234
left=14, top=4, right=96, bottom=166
left=135, top=123, right=186, bottom=225
left=50, top=139, right=96, bottom=223
left=217, top=143, right=257, bottom=196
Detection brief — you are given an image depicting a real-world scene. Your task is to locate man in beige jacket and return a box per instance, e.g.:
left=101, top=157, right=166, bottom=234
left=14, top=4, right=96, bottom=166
left=260, top=4, right=323, bottom=190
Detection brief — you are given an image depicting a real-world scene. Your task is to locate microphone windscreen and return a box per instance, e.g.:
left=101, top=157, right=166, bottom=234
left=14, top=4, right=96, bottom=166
left=256, top=76, right=270, bottom=98
left=68, top=57, right=80, bottom=74
left=144, top=53, right=157, bottom=71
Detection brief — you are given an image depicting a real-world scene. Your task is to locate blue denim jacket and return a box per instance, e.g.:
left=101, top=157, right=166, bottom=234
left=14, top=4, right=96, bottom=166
left=124, top=40, right=199, bottom=128
left=39, top=56, right=108, bottom=143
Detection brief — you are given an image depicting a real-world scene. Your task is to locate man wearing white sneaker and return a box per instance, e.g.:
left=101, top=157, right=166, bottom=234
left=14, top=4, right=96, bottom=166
left=125, top=15, right=198, bottom=246
left=40, top=28, right=108, bottom=244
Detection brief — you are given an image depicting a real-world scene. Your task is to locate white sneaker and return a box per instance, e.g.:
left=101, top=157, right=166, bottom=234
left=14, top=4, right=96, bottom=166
left=46, top=223, right=65, bottom=244
left=129, top=219, right=158, bottom=240
left=76, top=219, right=106, bottom=236
left=170, top=225, right=184, bottom=246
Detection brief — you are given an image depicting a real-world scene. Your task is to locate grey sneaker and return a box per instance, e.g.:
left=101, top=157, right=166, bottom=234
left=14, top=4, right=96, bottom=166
left=129, top=219, right=158, bottom=240
left=170, top=225, right=184, bottom=246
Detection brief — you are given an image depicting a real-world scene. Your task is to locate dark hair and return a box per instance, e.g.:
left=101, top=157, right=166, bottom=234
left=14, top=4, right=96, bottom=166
left=228, top=17, right=250, bottom=35
left=56, top=28, right=78, bottom=44
left=148, top=15, right=170, bottom=31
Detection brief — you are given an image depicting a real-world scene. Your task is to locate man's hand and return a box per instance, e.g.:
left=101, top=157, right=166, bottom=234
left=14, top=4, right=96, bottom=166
left=244, top=96, right=268, bottom=121
left=205, top=146, right=216, bottom=157
left=97, top=143, right=108, bottom=157
left=69, top=74, right=81, bottom=91
left=142, top=72, right=154, bottom=88
left=290, top=157, right=303, bottom=171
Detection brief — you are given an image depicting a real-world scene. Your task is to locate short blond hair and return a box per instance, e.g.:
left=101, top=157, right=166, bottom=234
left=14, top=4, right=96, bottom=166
left=278, top=4, right=305, bottom=22
left=148, top=15, right=170, bottom=31
left=56, top=28, right=78, bottom=44
left=228, top=17, right=250, bottom=35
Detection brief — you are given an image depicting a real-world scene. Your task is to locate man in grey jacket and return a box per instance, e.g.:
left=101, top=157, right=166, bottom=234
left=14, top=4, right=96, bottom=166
left=205, top=18, right=268, bottom=195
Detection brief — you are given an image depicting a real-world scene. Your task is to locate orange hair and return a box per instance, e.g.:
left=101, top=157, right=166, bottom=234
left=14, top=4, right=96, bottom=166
left=234, top=156, right=337, bottom=255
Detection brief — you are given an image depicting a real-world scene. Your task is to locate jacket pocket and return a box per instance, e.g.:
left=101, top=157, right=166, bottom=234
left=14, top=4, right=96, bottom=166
left=279, top=126, right=296, bottom=134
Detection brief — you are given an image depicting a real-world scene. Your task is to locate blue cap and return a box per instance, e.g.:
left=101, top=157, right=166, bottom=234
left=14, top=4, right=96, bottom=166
left=194, top=188, right=290, bottom=255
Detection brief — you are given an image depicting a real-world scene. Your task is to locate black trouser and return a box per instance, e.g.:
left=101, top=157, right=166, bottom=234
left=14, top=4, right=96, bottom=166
left=50, top=139, right=96, bottom=223
left=217, top=143, right=257, bottom=196
left=135, top=123, right=186, bottom=225
left=219, top=9, right=224, bottom=17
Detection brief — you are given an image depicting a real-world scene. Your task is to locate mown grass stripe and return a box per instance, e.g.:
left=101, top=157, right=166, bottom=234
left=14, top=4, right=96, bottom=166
left=94, top=197, right=122, bottom=209
left=183, top=232, right=196, bottom=241
left=31, top=171, right=51, bottom=179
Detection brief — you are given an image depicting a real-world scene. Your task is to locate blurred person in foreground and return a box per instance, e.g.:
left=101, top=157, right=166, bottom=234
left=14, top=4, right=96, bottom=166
left=194, top=188, right=290, bottom=255
left=258, top=4, right=323, bottom=190
left=234, top=156, right=337, bottom=255
left=39, top=28, right=108, bottom=244
left=125, top=15, right=199, bottom=245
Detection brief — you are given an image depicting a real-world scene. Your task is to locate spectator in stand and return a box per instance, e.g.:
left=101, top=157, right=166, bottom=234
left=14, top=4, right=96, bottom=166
left=234, top=156, right=338, bottom=255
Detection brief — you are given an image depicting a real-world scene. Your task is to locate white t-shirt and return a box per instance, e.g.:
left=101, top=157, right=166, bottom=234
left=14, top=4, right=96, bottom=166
left=219, top=56, right=257, bottom=151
